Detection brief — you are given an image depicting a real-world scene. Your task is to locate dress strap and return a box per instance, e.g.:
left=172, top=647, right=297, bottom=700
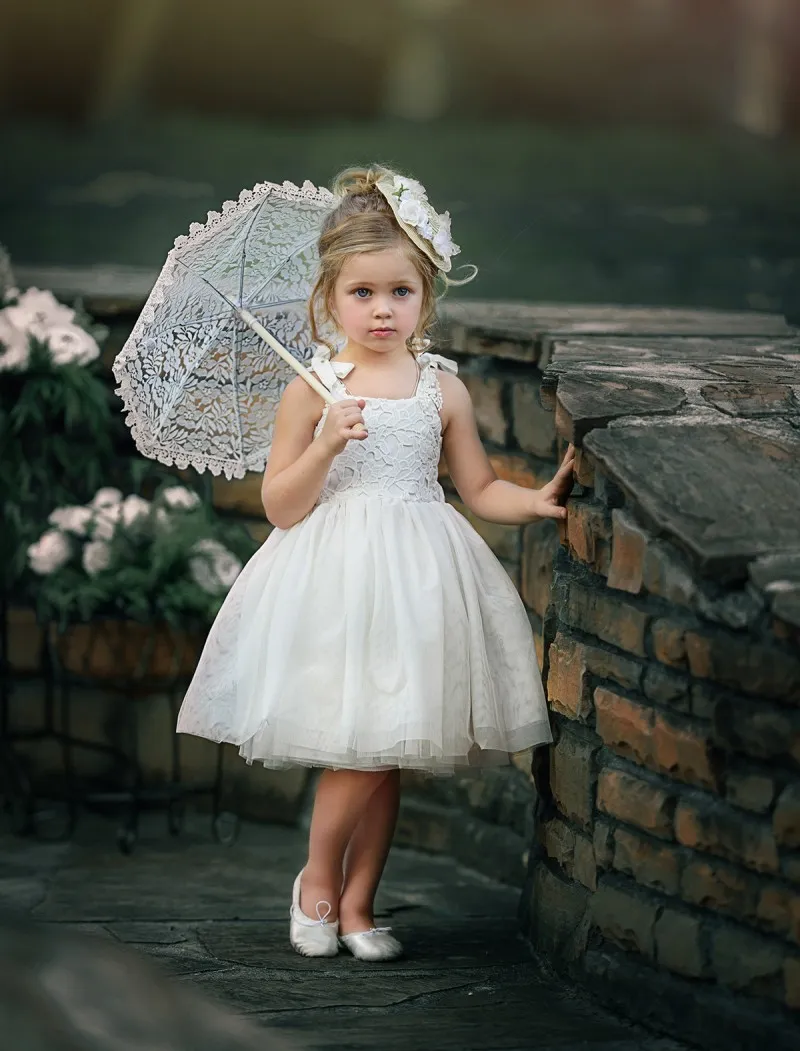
left=417, top=351, right=457, bottom=411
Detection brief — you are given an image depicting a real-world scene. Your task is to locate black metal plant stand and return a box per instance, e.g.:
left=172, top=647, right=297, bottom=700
left=1, top=610, right=238, bottom=853
left=0, top=595, right=56, bottom=837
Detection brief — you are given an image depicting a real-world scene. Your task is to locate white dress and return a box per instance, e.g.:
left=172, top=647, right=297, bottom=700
left=176, top=351, right=552, bottom=773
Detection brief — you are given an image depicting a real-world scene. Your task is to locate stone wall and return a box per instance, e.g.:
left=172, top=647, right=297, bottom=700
left=516, top=316, right=800, bottom=1049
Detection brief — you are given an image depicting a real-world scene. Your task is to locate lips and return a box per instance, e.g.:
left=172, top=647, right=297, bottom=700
left=370, top=328, right=395, bottom=336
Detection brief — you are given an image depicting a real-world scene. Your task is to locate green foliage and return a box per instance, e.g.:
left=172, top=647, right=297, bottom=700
left=31, top=487, right=257, bottom=631
left=0, top=340, right=117, bottom=587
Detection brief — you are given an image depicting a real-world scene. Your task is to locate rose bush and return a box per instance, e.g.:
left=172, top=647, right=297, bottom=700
left=28, top=484, right=254, bottom=629
left=0, top=283, right=116, bottom=589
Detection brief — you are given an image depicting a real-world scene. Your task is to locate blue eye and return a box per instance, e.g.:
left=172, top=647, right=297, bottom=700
left=354, top=288, right=371, bottom=298
left=394, top=287, right=411, bottom=297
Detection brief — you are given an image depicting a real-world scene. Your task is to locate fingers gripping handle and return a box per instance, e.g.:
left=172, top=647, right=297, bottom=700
left=331, top=389, right=368, bottom=439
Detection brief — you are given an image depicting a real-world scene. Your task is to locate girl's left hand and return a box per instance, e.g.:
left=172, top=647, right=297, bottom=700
left=532, top=443, right=575, bottom=521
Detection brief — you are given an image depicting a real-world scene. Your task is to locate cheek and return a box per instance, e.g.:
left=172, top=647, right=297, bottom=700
left=332, top=293, right=354, bottom=321
left=337, top=297, right=365, bottom=324
left=402, top=295, right=424, bottom=320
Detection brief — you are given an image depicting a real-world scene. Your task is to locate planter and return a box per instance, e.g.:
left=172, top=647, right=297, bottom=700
left=48, top=617, right=204, bottom=688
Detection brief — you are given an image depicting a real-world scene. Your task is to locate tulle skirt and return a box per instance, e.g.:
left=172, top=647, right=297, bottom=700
left=176, top=497, right=552, bottom=773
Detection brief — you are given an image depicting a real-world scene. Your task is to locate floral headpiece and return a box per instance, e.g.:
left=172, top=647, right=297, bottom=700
left=375, top=173, right=460, bottom=273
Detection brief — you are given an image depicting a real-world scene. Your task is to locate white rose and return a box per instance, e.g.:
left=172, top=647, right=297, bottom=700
left=4, top=288, right=75, bottom=338
left=397, top=195, right=427, bottom=228
left=121, top=494, right=151, bottom=527
left=93, top=501, right=123, bottom=540
left=154, top=507, right=171, bottom=529
left=48, top=505, right=94, bottom=536
left=82, top=539, right=112, bottom=576
left=0, top=312, right=29, bottom=371
left=28, top=530, right=72, bottom=575
left=46, top=323, right=100, bottom=366
left=91, top=487, right=123, bottom=509
left=189, top=539, right=242, bottom=594
left=0, top=341, right=30, bottom=372
left=161, top=486, right=201, bottom=511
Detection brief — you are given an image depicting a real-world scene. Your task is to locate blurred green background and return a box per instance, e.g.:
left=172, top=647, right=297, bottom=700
left=2, top=0, right=799, bottom=316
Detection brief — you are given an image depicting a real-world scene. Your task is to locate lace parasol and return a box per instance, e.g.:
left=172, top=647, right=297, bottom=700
left=112, top=179, right=339, bottom=480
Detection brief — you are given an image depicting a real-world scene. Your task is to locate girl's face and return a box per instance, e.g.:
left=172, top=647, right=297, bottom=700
left=331, top=246, right=424, bottom=355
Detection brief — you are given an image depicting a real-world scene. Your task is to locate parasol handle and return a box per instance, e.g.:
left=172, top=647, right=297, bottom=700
left=237, top=308, right=367, bottom=438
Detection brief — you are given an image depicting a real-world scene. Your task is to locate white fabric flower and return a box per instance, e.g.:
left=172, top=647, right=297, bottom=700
left=3, top=287, right=20, bottom=303
left=0, top=312, right=29, bottom=371
left=82, top=539, right=112, bottom=576
left=189, top=539, right=242, bottom=594
left=91, top=488, right=123, bottom=509
left=161, top=485, right=201, bottom=511
left=4, top=288, right=75, bottom=338
left=46, top=323, right=100, bottom=366
left=48, top=505, right=94, bottom=536
left=93, top=501, right=123, bottom=540
left=28, top=530, right=72, bottom=575
left=395, top=177, right=427, bottom=200
left=432, top=211, right=459, bottom=259
left=417, top=215, right=434, bottom=240
left=121, top=494, right=151, bottom=527
left=397, top=195, right=427, bottom=227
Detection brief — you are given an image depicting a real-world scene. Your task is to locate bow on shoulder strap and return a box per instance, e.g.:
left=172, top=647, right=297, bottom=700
left=309, top=343, right=355, bottom=395
left=418, top=351, right=459, bottom=375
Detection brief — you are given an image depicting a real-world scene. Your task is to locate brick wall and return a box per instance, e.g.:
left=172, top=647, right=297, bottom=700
left=512, top=313, right=800, bottom=1050
left=529, top=488, right=800, bottom=1049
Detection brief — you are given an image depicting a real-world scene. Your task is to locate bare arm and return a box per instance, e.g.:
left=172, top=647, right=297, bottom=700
left=261, top=378, right=366, bottom=530
left=440, top=372, right=574, bottom=526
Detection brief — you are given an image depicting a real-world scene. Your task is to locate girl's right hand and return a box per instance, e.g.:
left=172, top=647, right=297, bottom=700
left=320, top=398, right=367, bottom=455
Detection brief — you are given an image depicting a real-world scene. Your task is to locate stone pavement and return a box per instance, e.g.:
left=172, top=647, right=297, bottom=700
left=0, top=810, right=688, bottom=1051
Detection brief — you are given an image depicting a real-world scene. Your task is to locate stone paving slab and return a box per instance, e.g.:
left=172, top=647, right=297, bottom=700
left=0, top=811, right=688, bottom=1051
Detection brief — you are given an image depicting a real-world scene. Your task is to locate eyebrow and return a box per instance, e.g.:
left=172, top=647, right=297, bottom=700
left=344, top=277, right=420, bottom=287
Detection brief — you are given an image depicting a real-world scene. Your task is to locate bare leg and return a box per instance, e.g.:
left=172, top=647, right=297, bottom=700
left=338, top=769, right=401, bottom=934
left=300, top=768, right=390, bottom=919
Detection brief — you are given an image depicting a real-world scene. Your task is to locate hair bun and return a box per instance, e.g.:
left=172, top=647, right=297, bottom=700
left=332, top=166, right=388, bottom=199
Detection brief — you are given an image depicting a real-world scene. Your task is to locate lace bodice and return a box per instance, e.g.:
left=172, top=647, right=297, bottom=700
left=312, top=352, right=455, bottom=505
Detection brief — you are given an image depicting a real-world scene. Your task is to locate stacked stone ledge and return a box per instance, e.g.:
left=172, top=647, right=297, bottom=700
left=519, top=316, right=800, bottom=1051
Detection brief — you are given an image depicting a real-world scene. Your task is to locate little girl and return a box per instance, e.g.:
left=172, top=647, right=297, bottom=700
left=177, top=166, right=574, bottom=962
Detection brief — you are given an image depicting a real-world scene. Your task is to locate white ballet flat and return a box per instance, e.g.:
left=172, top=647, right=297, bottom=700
left=339, top=926, right=403, bottom=962
left=289, top=870, right=339, bottom=957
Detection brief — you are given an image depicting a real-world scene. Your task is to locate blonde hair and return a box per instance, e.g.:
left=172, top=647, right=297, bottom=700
left=308, top=165, right=440, bottom=347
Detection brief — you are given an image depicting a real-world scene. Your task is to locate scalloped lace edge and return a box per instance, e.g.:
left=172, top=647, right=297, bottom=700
left=112, top=178, right=334, bottom=480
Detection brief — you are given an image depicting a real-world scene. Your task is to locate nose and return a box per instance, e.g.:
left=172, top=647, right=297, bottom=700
left=372, top=297, right=392, bottom=318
